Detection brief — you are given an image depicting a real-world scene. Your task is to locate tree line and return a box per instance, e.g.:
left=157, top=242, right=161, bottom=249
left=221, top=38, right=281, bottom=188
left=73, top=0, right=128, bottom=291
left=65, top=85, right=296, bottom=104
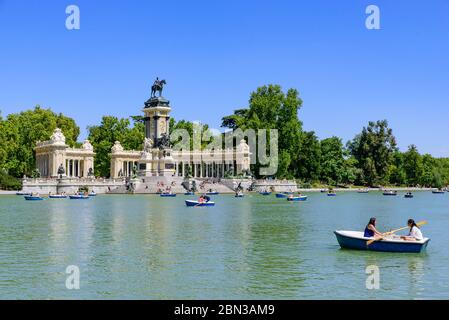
left=221, top=85, right=449, bottom=188
left=1, top=85, right=448, bottom=189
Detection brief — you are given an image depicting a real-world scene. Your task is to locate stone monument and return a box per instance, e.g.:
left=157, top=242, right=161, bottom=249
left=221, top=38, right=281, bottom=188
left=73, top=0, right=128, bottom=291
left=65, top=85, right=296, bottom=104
left=138, top=78, right=175, bottom=177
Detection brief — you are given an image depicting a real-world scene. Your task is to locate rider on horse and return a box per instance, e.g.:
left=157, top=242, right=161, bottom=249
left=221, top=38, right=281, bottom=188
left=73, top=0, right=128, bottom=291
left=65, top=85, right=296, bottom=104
left=151, top=77, right=166, bottom=98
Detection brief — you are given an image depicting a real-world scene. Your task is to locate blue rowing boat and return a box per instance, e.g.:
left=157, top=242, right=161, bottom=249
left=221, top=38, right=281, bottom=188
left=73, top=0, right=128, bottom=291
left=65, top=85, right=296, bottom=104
left=276, top=193, right=288, bottom=198
left=69, top=195, right=89, bottom=199
left=16, top=191, right=31, bottom=196
left=334, top=230, right=430, bottom=253
left=259, top=191, right=271, bottom=196
left=287, top=195, right=308, bottom=202
left=327, top=193, right=337, bottom=197
left=235, top=193, right=244, bottom=198
left=206, top=191, right=219, bottom=195
left=24, top=195, right=44, bottom=201
left=160, top=193, right=176, bottom=197
left=49, top=195, right=67, bottom=199
left=185, top=200, right=215, bottom=207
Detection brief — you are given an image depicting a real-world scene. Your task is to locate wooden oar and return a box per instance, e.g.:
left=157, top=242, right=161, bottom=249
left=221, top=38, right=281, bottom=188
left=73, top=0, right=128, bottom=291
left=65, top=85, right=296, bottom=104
left=366, top=220, right=427, bottom=246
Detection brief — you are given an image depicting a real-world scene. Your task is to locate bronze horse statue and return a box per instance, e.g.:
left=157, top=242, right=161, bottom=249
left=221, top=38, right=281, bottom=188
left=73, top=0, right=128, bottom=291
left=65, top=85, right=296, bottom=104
left=151, top=79, right=166, bottom=98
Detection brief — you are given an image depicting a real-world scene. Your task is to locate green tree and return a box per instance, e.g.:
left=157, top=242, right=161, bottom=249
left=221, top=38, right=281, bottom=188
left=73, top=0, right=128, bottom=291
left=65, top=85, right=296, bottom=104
left=296, top=131, right=321, bottom=182
left=320, top=137, right=345, bottom=185
left=0, top=106, right=79, bottom=177
left=403, top=145, right=423, bottom=186
left=221, top=84, right=304, bottom=179
left=388, top=152, right=407, bottom=186
left=87, top=116, right=144, bottom=177
left=348, top=120, right=397, bottom=186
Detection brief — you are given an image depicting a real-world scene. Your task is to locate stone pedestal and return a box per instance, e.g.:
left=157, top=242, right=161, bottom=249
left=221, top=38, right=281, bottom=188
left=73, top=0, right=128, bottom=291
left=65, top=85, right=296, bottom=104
left=138, top=95, right=175, bottom=177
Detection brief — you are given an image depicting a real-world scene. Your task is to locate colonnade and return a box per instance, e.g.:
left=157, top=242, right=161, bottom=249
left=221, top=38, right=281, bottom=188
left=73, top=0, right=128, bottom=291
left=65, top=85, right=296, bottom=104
left=175, top=161, right=238, bottom=178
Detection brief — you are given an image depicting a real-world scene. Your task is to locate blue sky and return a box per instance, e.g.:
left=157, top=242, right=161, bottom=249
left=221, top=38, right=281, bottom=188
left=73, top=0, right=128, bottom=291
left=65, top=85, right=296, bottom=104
left=0, top=0, right=448, bottom=156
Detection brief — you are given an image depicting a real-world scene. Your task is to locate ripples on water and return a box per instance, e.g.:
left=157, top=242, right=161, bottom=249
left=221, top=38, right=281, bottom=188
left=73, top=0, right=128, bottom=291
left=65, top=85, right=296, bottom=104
left=0, top=192, right=448, bottom=299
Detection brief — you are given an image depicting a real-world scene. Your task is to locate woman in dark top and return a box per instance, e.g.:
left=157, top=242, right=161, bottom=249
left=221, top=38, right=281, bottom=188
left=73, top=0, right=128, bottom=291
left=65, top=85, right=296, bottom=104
left=364, top=217, right=384, bottom=238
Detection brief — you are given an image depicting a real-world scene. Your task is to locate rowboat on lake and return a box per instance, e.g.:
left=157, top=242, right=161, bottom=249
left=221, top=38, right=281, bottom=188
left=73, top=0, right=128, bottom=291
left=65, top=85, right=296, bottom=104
left=383, top=190, right=398, bottom=196
left=259, top=191, right=271, bottom=196
left=24, top=195, right=45, bottom=201
left=357, top=189, right=369, bottom=193
left=206, top=191, right=219, bottom=195
left=160, top=193, right=176, bottom=197
left=327, top=192, right=337, bottom=197
left=334, top=230, right=430, bottom=253
left=16, top=191, right=31, bottom=196
left=432, top=189, right=445, bottom=194
left=276, top=193, right=288, bottom=198
left=287, top=195, right=308, bottom=202
left=49, top=194, right=67, bottom=199
left=404, top=192, right=414, bottom=198
left=69, top=195, right=89, bottom=199
left=88, top=191, right=97, bottom=197
left=185, top=200, right=215, bottom=207
left=235, top=192, right=244, bottom=198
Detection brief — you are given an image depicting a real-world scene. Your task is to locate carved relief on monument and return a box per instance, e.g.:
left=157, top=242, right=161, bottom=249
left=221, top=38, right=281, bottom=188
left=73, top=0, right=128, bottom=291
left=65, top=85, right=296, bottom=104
left=50, top=128, right=66, bottom=145
left=82, top=140, right=94, bottom=151
left=159, top=118, right=166, bottom=134
left=111, top=141, right=124, bottom=153
left=143, top=137, right=153, bottom=152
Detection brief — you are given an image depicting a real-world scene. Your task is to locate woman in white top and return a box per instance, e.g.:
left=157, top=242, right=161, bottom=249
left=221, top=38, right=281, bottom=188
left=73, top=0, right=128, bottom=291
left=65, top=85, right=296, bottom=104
left=401, top=219, right=423, bottom=241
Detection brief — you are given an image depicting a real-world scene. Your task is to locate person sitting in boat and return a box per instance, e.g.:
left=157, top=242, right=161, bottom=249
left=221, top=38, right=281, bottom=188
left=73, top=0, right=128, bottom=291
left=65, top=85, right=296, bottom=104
left=364, top=217, right=384, bottom=238
left=400, top=219, right=423, bottom=241
left=199, top=195, right=205, bottom=203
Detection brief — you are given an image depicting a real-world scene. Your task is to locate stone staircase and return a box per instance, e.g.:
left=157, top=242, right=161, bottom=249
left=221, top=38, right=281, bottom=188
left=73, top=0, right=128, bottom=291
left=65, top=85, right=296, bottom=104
left=107, top=176, right=235, bottom=194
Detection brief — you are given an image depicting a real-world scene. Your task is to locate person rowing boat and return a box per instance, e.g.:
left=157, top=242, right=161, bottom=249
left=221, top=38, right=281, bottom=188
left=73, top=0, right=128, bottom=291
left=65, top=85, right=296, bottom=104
left=198, top=194, right=211, bottom=203
left=400, top=219, right=423, bottom=241
left=364, top=217, right=384, bottom=238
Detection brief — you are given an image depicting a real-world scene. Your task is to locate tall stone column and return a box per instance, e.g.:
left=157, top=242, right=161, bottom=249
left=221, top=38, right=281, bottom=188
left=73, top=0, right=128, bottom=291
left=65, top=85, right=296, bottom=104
left=141, top=91, right=175, bottom=177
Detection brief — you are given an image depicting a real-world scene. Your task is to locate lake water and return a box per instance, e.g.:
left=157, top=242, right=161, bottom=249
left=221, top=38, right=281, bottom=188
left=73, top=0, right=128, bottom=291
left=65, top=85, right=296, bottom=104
left=0, top=192, right=448, bottom=299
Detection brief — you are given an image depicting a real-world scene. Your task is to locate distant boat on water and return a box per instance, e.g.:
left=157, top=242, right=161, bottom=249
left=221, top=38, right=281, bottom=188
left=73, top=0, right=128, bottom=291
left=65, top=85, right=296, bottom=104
left=24, top=195, right=44, bottom=201
left=383, top=190, right=398, bottom=196
left=185, top=199, right=215, bottom=207
left=49, top=194, right=67, bottom=199
left=287, top=195, right=308, bottom=202
left=276, top=193, right=288, bottom=198
left=16, top=191, right=31, bottom=196
left=160, top=193, right=176, bottom=197
left=69, top=194, right=89, bottom=199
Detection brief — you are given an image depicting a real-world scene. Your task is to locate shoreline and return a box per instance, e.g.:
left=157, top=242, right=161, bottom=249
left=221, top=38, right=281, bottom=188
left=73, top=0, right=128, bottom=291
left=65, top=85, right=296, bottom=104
left=0, top=190, right=17, bottom=195
left=1, top=187, right=445, bottom=196
left=296, top=187, right=437, bottom=192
